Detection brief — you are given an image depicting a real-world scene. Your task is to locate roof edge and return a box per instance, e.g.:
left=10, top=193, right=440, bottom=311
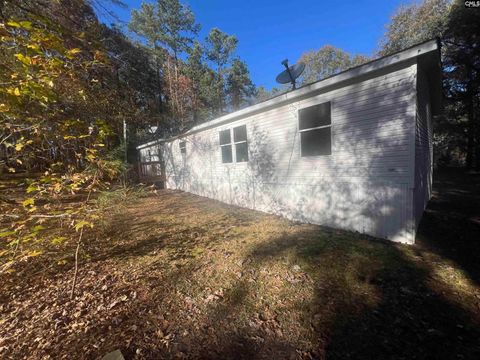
left=137, top=39, right=439, bottom=149
left=136, top=138, right=166, bottom=150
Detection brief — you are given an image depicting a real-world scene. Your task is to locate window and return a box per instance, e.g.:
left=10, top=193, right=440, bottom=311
left=179, top=141, right=186, bottom=154
left=179, top=141, right=186, bottom=162
left=299, top=102, right=331, bottom=156
left=233, top=125, right=248, bottom=162
left=219, top=129, right=232, bottom=163
left=219, top=125, right=248, bottom=163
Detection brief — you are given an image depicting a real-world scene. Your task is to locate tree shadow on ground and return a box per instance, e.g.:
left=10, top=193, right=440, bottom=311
left=3, top=172, right=480, bottom=359
left=244, top=225, right=480, bottom=359
left=98, top=178, right=480, bottom=360
left=416, top=168, right=480, bottom=285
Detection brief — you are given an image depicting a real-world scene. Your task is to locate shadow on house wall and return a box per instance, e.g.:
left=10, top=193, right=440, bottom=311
left=159, top=61, right=424, bottom=244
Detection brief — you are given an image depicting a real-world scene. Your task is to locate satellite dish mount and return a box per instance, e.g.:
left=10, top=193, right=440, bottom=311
left=276, top=59, right=305, bottom=90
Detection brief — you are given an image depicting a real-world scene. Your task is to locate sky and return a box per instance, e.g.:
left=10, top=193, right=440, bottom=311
left=96, top=0, right=407, bottom=89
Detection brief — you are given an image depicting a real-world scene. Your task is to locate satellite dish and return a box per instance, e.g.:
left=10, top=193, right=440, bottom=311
left=148, top=126, right=158, bottom=134
left=275, top=59, right=305, bottom=90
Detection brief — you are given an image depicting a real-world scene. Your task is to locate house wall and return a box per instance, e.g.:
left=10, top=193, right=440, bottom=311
left=414, top=65, right=434, bottom=228
left=145, top=61, right=419, bottom=244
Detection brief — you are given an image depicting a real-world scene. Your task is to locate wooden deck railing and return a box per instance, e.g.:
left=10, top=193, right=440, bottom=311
left=137, top=161, right=165, bottom=185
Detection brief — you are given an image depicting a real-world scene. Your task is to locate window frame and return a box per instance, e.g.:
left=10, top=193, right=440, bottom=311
left=298, top=101, right=332, bottom=157
left=179, top=140, right=186, bottom=162
left=219, top=129, right=233, bottom=164
left=219, top=125, right=249, bottom=164
left=179, top=141, right=186, bottom=154
left=233, top=125, right=248, bottom=163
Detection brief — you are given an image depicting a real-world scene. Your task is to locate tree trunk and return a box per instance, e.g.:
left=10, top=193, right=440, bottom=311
left=217, top=67, right=223, bottom=114
left=192, top=84, right=198, bottom=125
left=466, top=94, right=475, bottom=169
left=232, top=91, right=239, bottom=110
left=166, top=56, right=175, bottom=115
left=173, top=51, right=184, bottom=127
left=153, top=46, right=163, bottom=113
left=475, top=98, right=480, bottom=171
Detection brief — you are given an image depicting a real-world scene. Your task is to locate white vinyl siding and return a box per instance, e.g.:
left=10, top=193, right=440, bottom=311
left=155, top=61, right=418, bottom=244
left=413, top=65, right=433, bottom=229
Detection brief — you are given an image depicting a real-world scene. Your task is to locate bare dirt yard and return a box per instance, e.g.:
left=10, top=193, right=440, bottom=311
left=1, top=169, right=480, bottom=359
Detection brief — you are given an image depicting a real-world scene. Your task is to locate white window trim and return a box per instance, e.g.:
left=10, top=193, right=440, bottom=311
left=233, top=138, right=247, bottom=146
left=233, top=125, right=248, bottom=163
left=219, top=126, right=249, bottom=164
left=220, top=144, right=233, bottom=163
left=298, top=124, right=331, bottom=133
left=179, top=141, right=186, bottom=152
left=219, top=130, right=233, bottom=164
left=297, top=102, right=333, bottom=157
left=233, top=139, right=248, bottom=163
left=179, top=142, right=186, bottom=165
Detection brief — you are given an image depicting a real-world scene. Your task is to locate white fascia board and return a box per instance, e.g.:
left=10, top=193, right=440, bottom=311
left=136, top=138, right=166, bottom=150
left=137, top=39, right=439, bottom=148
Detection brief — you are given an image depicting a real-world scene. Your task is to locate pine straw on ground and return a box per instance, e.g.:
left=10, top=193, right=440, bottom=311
left=1, top=176, right=480, bottom=359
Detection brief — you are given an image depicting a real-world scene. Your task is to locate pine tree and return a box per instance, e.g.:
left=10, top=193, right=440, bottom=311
left=443, top=1, right=480, bottom=169
left=185, top=41, right=215, bottom=122
left=129, top=2, right=166, bottom=114
left=129, top=0, right=199, bottom=125
left=205, top=28, right=238, bottom=113
left=226, top=58, right=255, bottom=110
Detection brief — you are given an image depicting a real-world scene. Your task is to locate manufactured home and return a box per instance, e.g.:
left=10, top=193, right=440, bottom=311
left=137, top=39, right=442, bottom=244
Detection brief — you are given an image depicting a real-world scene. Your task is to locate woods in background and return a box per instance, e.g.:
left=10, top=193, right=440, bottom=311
left=378, top=0, right=480, bottom=170
left=287, top=0, right=479, bottom=170
left=1, top=0, right=479, bottom=177
left=298, top=46, right=370, bottom=85
left=1, top=0, right=134, bottom=178
left=0, top=0, right=257, bottom=177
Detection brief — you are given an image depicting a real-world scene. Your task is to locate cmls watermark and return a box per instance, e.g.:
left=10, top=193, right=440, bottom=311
left=465, top=1, right=480, bottom=7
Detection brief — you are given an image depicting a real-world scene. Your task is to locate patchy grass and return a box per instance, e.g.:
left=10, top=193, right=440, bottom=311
left=1, top=171, right=480, bottom=359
